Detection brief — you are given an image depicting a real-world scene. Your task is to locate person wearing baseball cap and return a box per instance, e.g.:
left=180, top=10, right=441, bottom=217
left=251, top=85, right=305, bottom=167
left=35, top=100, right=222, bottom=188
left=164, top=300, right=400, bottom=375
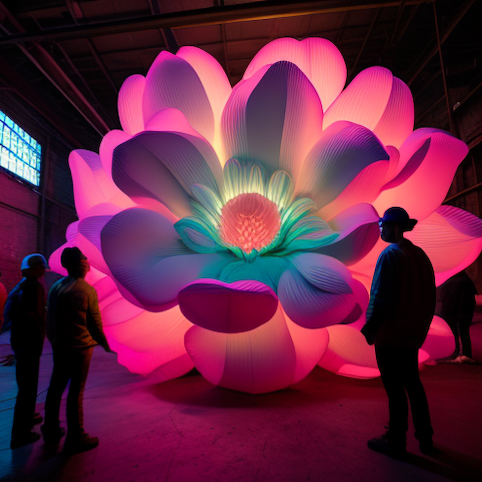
left=42, top=247, right=111, bottom=453
left=5, top=253, right=48, bottom=448
left=361, top=207, right=436, bottom=457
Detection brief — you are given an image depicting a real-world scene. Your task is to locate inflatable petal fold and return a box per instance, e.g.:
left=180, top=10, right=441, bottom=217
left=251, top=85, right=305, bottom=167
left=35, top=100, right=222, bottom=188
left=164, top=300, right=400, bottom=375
left=143, top=51, right=215, bottom=142
left=222, top=61, right=323, bottom=181
left=298, top=122, right=389, bottom=208
left=101, top=208, right=232, bottom=310
left=178, top=279, right=278, bottom=333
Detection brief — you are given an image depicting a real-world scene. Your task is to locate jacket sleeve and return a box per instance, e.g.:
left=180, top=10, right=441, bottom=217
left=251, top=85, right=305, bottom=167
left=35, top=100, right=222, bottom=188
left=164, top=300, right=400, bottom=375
left=86, top=288, right=111, bottom=352
left=361, top=249, right=399, bottom=342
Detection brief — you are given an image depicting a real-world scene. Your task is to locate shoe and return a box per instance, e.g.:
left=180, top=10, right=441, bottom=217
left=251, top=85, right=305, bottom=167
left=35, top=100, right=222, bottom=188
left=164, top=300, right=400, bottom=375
left=32, top=413, right=43, bottom=425
left=63, top=433, right=99, bottom=454
left=454, top=355, right=477, bottom=364
left=41, top=425, right=66, bottom=445
left=10, top=431, right=41, bottom=449
left=367, top=432, right=406, bottom=457
left=419, top=440, right=440, bottom=456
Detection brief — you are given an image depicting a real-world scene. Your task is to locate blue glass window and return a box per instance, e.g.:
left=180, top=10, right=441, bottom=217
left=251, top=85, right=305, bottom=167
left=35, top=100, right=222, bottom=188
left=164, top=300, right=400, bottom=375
left=0, top=110, right=41, bottom=186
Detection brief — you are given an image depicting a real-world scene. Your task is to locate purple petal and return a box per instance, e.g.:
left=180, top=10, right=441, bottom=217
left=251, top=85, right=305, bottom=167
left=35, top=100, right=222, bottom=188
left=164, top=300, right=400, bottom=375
left=222, top=61, right=323, bottom=181
left=178, top=279, right=278, bottom=333
left=316, top=203, right=380, bottom=265
left=100, top=208, right=231, bottom=311
left=297, top=122, right=389, bottom=208
left=112, top=131, right=222, bottom=218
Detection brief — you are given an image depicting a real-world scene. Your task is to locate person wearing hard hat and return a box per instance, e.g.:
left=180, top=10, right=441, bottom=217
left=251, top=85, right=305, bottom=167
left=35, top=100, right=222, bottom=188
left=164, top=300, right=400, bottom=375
left=362, top=207, right=436, bottom=457
left=4, top=254, right=48, bottom=449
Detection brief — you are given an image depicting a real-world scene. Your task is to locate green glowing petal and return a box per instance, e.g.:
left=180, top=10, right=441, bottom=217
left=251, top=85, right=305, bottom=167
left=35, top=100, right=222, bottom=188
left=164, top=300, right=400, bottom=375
left=280, top=197, right=317, bottom=227
left=267, top=170, right=294, bottom=210
left=279, top=216, right=339, bottom=254
left=191, top=184, right=223, bottom=213
left=223, top=158, right=243, bottom=201
left=174, top=217, right=225, bottom=254
left=219, top=256, right=291, bottom=292
left=223, top=158, right=267, bottom=202
left=248, top=164, right=264, bottom=195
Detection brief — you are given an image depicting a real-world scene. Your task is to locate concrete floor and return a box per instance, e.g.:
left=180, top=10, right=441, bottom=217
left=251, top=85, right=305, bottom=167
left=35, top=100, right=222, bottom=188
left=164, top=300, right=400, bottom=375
left=1, top=324, right=481, bottom=482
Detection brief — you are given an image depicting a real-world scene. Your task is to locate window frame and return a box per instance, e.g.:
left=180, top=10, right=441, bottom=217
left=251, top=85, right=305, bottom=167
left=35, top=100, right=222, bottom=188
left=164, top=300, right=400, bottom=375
left=0, top=110, right=42, bottom=187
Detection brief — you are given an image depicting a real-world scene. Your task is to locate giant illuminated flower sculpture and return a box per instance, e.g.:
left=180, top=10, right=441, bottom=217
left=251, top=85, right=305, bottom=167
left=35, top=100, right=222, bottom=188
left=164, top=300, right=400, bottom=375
left=51, top=38, right=482, bottom=393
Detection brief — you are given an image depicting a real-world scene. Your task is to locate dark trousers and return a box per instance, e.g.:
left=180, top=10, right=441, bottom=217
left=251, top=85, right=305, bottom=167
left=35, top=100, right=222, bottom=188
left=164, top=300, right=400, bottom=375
left=375, top=346, right=433, bottom=442
left=449, top=320, right=472, bottom=358
left=44, top=346, right=93, bottom=440
left=11, top=351, right=41, bottom=439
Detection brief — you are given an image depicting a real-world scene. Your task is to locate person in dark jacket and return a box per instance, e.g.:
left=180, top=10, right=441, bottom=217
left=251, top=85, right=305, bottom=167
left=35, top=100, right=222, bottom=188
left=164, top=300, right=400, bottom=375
left=5, top=254, right=48, bottom=449
left=42, top=247, right=111, bottom=453
left=361, top=207, right=436, bottom=457
left=436, top=270, right=477, bottom=363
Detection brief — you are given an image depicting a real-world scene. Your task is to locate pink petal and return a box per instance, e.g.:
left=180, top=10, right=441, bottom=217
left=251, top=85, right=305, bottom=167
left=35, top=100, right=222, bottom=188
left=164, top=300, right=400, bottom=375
left=406, top=206, right=482, bottom=285
left=185, top=305, right=326, bottom=394
left=323, top=67, right=414, bottom=149
left=278, top=254, right=360, bottom=329
left=244, top=37, right=346, bottom=111
left=282, top=307, right=330, bottom=384
left=99, top=129, right=132, bottom=177
left=144, top=108, right=205, bottom=138
left=318, top=325, right=380, bottom=379
left=297, top=122, right=389, bottom=208
left=420, top=316, right=455, bottom=361
left=104, top=305, right=191, bottom=354
left=372, top=77, right=414, bottom=148
left=69, top=149, right=133, bottom=219
left=222, top=61, right=323, bottom=182
left=178, top=279, right=278, bottom=333
left=374, top=129, right=469, bottom=220
left=107, top=338, right=193, bottom=381
left=177, top=46, right=232, bottom=159
left=143, top=51, right=215, bottom=142
left=118, top=74, right=146, bottom=135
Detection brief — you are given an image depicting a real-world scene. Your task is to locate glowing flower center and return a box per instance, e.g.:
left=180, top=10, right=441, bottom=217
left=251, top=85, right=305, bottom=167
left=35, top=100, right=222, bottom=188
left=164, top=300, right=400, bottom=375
left=219, top=193, right=281, bottom=254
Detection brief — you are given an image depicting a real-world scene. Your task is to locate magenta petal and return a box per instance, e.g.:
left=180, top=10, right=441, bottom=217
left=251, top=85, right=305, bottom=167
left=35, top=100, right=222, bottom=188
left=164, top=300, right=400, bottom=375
left=297, top=122, right=389, bottom=208
left=318, top=325, right=379, bottom=379
left=374, top=128, right=469, bottom=220
left=178, top=279, right=278, bottom=333
left=420, top=316, right=455, bottom=361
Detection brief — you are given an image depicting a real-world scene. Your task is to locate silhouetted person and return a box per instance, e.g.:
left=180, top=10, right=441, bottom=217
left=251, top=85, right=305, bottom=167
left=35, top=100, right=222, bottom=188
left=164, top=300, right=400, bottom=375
left=42, top=247, right=110, bottom=453
left=361, top=207, right=436, bottom=457
left=5, top=254, right=48, bottom=449
left=436, top=271, right=477, bottom=363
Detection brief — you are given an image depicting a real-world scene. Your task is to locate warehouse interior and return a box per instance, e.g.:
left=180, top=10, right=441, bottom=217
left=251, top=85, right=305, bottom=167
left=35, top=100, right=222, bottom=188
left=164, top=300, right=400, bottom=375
left=0, top=1, right=481, bottom=481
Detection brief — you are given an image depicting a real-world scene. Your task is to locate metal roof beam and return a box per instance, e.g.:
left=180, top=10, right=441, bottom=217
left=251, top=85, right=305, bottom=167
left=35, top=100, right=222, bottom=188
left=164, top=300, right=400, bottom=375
left=0, top=0, right=429, bottom=46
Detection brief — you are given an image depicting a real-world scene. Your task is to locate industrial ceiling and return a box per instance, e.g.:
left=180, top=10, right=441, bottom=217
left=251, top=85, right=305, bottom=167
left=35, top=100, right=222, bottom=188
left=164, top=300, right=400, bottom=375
left=0, top=0, right=480, bottom=152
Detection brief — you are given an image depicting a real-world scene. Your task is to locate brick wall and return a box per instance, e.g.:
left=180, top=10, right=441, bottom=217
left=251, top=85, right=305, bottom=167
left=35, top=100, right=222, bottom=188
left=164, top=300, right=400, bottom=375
left=0, top=102, right=79, bottom=293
